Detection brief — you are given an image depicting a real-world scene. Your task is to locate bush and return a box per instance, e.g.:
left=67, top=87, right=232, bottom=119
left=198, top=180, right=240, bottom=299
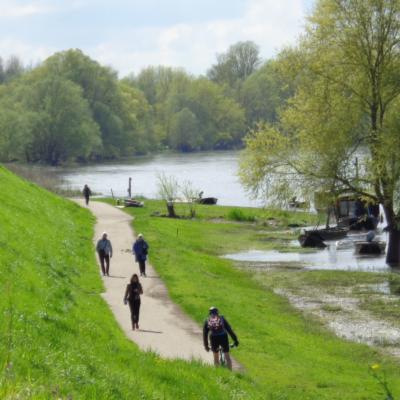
left=227, top=208, right=256, bottom=222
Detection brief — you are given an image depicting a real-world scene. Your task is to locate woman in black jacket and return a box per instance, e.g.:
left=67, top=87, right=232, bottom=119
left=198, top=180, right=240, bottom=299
left=124, top=274, right=143, bottom=330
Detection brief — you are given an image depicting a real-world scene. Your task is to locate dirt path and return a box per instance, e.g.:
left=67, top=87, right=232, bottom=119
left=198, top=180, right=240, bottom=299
left=75, top=199, right=213, bottom=364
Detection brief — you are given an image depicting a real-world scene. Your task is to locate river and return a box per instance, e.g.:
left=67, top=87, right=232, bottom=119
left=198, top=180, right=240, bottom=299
left=57, top=151, right=260, bottom=207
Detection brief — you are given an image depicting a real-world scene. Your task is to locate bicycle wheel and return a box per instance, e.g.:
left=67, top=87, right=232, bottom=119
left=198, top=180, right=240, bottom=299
left=219, top=347, right=225, bottom=366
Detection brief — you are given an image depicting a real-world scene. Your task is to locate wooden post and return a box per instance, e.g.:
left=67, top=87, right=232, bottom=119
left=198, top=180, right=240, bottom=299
left=128, top=177, right=132, bottom=199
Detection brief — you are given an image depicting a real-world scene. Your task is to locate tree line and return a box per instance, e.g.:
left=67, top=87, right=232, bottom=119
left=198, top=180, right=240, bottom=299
left=0, top=42, right=288, bottom=165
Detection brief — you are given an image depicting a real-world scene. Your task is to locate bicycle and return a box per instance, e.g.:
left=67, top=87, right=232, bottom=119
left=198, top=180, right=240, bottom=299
left=218, top=343, right=236, bottom=367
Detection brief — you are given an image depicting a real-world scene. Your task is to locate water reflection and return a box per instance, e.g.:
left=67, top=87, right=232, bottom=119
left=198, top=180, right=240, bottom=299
left=224, top=240, right=394, bottom=272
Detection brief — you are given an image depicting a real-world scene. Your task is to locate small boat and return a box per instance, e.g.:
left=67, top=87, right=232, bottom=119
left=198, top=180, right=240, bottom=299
left=298, top=231, right=327, bottom=248
left=355, top=241, right=386, bottom=255
left=305, top=227, right=348, bottom=241
left=289, top=198, right=309, bottom=209
left=196, top=197, right=218, bottom=205
left=124, top=199, right=144, bottom=207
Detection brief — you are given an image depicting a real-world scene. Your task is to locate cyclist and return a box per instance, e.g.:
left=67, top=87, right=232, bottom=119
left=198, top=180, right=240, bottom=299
left=203, top=306, right=239, bottom=370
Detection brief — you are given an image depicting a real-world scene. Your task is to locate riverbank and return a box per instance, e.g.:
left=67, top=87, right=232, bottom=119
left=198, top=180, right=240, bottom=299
left=119, top=199, right=400, bottom=399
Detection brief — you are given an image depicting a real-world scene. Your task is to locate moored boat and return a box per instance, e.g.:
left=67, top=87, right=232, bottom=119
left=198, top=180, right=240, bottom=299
left=124, top=199, right=144, bottom=207
left=305, top=227, right=348, bottom=241
left=355, top=241, right=386, bottom=255
left=196, top=197, right=218, bottom=205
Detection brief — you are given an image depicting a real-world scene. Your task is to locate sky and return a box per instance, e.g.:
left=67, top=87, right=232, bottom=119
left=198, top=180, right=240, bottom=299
left=0, top=0, right=315, bottom=78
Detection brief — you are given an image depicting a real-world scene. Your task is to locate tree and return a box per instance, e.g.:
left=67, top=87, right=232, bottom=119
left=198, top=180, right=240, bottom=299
left=168, top=108, right=199, bottom=151
left=207, top=41, right=261, bottom=87
left=239, top=59, right=293, bottom=127
left=0, top=102, right=33, bottom=161
left=44, top=49, right=138, bottom=159
left=180, top=78, right=246, bottom=150
left=118, top=81, right=156, bottom=154
left=180, top=180, right=200, bottom=218
left=157, top=173, right=179, bottom=217
left=4, top=56, right=25, bottom=82
left=21, top=75, right=101, bottom=165
left=240, top=0, right=400, bottom=264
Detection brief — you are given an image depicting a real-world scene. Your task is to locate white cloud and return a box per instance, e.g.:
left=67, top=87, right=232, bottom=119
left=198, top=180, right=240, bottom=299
left=0, top=1, right=51, bottom=17
left=0, top=37, right=55, bottom=65
left=0, top=0, right=310, bottom=75
left=90, top=0, right=308, bottom=76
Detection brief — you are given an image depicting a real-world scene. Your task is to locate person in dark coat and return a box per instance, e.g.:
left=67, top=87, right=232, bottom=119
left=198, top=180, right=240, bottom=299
left=82, top=184, right=92, bottom=206
left=124, top=274, right=143, bottom=330
left=96, top=232, right=113, bottom=276
left=203, top=306, right=239, bottom=370
left=132, top=233, right=149, bottom=277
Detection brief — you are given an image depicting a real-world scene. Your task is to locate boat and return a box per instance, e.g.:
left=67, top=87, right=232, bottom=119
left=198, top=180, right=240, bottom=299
left=298, top=231, right=327, bottom=248
left=336, top=193, right=380, bottom=231
left=304, top=226, right=348, bottom=241
left=124, top=199, right=144, bottom=207
left=196, top=197, right=218, bottom=205
left=355, top=241, right=386, bottom=255
left=288, top=197, right=309, bottom=209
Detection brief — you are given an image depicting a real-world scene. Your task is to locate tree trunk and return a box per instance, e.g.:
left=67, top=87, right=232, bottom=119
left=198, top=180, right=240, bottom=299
left=383, top=204, right=400, bottom=265
left=386, top=228, right=400, bottom=266
left=166, top=201, right=176, bottom=218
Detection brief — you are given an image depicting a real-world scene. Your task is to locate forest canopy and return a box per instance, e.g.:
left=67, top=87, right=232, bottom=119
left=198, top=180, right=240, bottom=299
left=0, top=43, right=286, bottom=165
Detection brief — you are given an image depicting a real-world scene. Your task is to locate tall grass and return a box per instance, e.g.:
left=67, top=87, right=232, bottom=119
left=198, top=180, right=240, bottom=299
left=5, top=163, right=81, bottom=196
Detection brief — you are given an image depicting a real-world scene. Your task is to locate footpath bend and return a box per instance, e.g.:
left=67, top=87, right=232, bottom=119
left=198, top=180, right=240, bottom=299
left=75, top=199, right=213, bottom=364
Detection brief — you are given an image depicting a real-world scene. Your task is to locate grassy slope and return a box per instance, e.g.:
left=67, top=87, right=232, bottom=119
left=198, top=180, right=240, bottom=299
left=125, top=200, right=400, bottom=400
left=0, top=166, right=262, bottom=400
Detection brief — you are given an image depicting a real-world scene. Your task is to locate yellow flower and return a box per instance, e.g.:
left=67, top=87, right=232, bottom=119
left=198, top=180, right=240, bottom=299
left=371, top=364, right=380, bottom=371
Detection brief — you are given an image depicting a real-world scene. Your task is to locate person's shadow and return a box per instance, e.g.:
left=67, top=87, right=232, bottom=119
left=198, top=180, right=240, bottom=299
left=137, top=329, right=163, bottom=334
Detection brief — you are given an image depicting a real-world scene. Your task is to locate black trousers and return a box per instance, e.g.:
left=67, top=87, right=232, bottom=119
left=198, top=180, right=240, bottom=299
left=99, top=252, right=110, bottom=275
left=128, top=299, right=141, bottom=324
left=84, top=195, right=90, bottom=205
left=138, top=260, right=146, bottom=275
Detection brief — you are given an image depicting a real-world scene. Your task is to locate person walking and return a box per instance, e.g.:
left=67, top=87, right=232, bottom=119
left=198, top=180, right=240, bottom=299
left=203, top=306, right=239, bottom=370
left=82, top=184, right=92, bottom=206
left=123, top=274, right=143, bottom=330
left=96, top=232, right=113, bottom=276
left=132, top=233, right=149, bottom=277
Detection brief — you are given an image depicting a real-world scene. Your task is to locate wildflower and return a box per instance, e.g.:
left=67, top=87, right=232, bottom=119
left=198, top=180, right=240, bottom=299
left=371, top=364, right=380, bottom=371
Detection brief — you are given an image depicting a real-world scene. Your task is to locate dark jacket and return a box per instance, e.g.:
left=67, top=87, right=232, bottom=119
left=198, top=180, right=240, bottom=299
left=83, top=185, right=92, bottom=198
left=124, top=282, right=143, bottom=303
left=133, top=239, right=149, bottom=262
left=203, top=315, right=238, bottom=348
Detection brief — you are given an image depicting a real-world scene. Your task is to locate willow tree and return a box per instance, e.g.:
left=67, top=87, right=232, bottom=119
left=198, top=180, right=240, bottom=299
left=240, top=0, right=400, bottom=264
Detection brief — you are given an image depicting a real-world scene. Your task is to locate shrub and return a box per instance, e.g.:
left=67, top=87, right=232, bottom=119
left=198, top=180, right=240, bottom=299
left=227, top=208, right=256, bottom=222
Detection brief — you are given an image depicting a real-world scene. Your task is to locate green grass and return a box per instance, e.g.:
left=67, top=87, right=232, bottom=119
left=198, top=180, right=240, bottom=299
left=0, top=166, right=263, bottom=400
left=227, top=208, right=256, bottom=222
left=2, top=166, right=400, bottom=399
left=117, top=199, right=400, bottom=400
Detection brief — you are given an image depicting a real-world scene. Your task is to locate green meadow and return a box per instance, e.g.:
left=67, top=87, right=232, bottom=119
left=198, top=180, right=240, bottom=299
left=1, top=165, right=399, bottom=399
left=122, top=199, right=400, bottom=400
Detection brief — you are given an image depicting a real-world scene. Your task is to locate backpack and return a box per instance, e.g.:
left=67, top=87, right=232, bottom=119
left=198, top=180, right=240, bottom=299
left=207, top=315, right=225, bottom=334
